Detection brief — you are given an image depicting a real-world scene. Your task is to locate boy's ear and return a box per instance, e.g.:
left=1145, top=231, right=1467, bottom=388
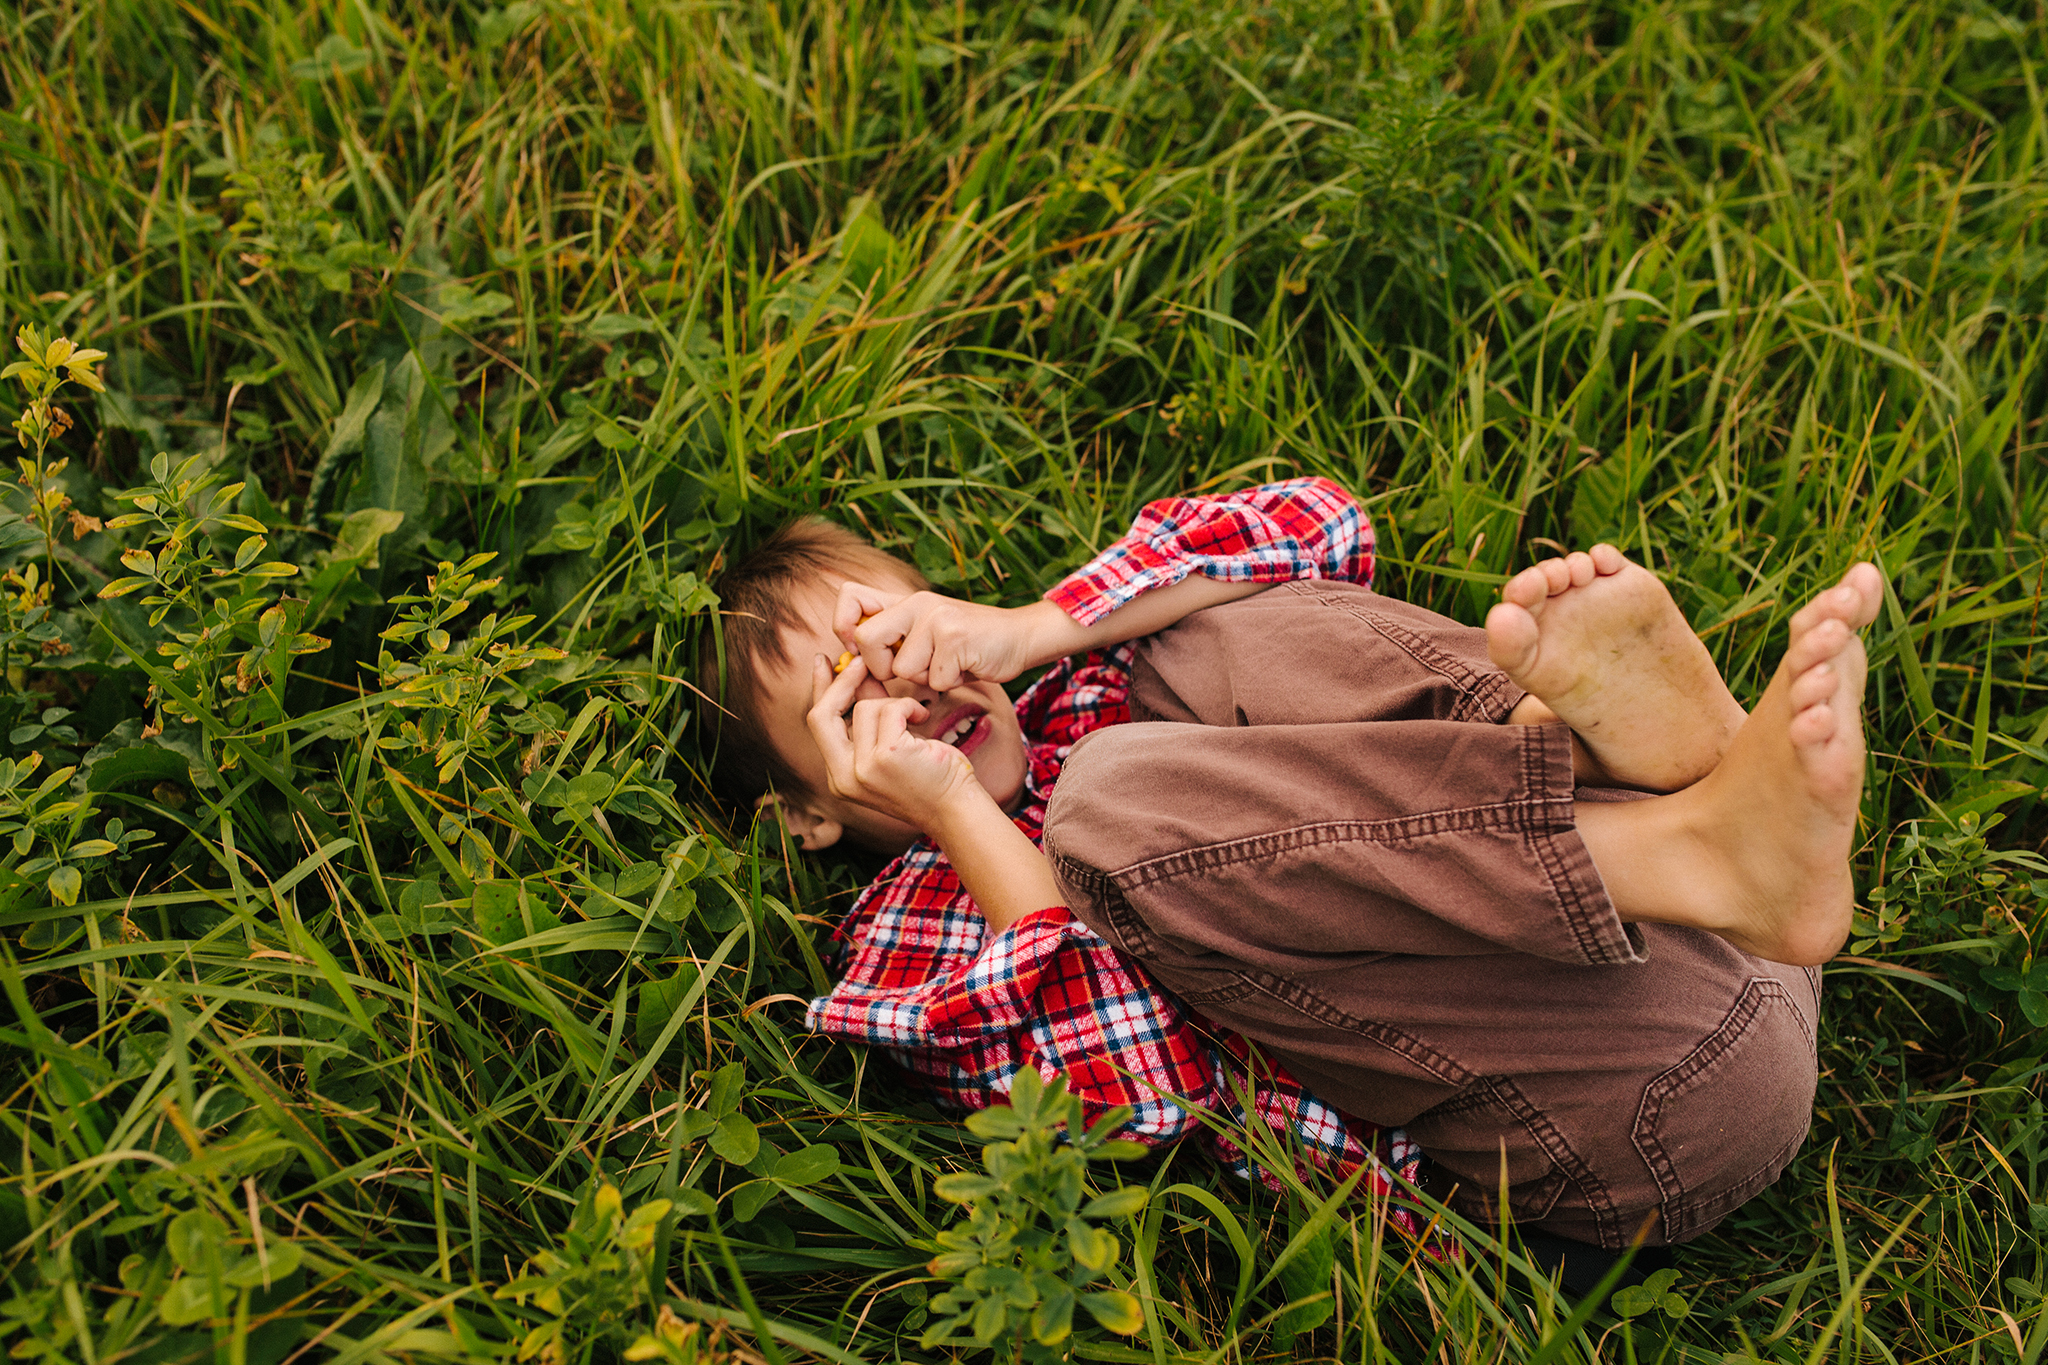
left=754, top=793, right=843, bottom=852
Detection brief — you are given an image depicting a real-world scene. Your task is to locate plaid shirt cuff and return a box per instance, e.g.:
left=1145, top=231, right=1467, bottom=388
left=1044, top=476, right=1372, bottom=627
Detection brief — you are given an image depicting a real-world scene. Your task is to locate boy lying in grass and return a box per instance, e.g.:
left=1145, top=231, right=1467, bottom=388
left=704, top=478, right=1880, bottom=1249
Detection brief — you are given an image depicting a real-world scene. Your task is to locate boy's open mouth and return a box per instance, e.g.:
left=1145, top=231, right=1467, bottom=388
left=933, top=707, right=992, bottom=758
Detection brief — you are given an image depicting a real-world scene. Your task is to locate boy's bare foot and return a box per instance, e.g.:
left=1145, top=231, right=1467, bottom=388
left=1575, top=563, right=1884, bottom=966
left=1487, top=545, right=1746, bottom=791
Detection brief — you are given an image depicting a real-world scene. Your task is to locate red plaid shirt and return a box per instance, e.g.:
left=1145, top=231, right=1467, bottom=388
left=806, top=479, right=1423, bottom=1211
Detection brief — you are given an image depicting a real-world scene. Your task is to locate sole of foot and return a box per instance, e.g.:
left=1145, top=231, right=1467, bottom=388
left=1485, top=545, right=1745, bottom=792
left=1674, top=562, right=1884, bottom=965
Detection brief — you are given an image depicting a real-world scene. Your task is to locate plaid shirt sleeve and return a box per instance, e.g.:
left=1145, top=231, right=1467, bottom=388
left=1045, top=476, right=1374, bottom=627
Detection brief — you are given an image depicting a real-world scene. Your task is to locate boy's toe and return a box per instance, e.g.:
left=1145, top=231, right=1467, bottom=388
left=1485, top=602, right=1542, bottom=676
left=1844, top=563, right=1884, bottom=628
left=1504, top=564, right=1555, bottom=611
left=1788, top=661, right=1836, bottom=712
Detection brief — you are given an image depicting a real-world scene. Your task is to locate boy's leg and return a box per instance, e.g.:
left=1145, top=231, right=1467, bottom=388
left=1041, top=576, right=1865, bottom=1246
left=1110, top=580, right=1661, bottom=964
left=1126, top=579, right=1527, bottom=729
left=1125, top=578, right=1729, bottom=794
left=1045, top=715, right=1818, bottom=1246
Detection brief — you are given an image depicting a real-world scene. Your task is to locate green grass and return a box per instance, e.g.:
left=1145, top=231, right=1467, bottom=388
left=0, top=0, right=2043, bottom=1359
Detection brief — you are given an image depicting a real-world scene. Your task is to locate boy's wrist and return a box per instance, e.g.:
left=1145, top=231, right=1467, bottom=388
left=923, top=784, right=1064, bottom=935
left=1036, top=573, right=1270, bottom=659
left=1012, top=598, right=1093, bottom=671
left=923, top=780, right=1009, bottom=847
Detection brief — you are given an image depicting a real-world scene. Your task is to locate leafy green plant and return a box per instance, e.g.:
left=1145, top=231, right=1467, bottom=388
left=1860, top=806, right=2048, bottom=1026
left=0, top=752, right=116, bottom=908
left=1611, top=1265, right=1691, bottom=1322
left=152, top=1205, right=308, bottom=1330
left=2, top=325, right=102, bottom=571
left=498, top=1180, right=673, bottom=1364
left=377, top=551, right=566, bottom=785
left=0, top=564, right=65, bottom=696
left=221, top=143, right=392, bottom=296
left=97, top=450, right=325, bottom=758
left=923, top=1069, right=1150, bottom=1360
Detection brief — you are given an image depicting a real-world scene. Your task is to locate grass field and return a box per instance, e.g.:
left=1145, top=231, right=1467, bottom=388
left=0, top=0, right=2044, bottom=1359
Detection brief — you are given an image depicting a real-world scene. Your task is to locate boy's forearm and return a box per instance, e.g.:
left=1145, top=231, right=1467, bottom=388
left=1014, top=574, right=1268, bottom=669
left=926, top=793, right=1067, bottom=934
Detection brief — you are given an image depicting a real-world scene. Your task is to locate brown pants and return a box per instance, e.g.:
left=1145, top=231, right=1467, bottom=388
left=1042, top=582, right=1819, bottom=1248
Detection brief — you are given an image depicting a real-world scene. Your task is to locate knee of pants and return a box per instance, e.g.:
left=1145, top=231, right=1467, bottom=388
left=1627, top=972, right=1819, bottom=1243
left=1044, top=726, right=1154, bottom=877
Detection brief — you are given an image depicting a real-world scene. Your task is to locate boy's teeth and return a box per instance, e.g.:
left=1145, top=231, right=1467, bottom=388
left=941, top=714, right=976, bottom=745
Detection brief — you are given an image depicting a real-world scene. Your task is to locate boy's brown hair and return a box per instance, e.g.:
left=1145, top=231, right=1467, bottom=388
left=701, top=517, right=927, bottom=805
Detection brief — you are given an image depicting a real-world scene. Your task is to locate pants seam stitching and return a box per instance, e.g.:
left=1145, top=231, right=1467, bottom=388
left=1632, top=979, right=1792, bottom=1237
left=1236, top=972, right=1473, bottom=1086
left=1107, top=802, right=1564, bottom=890
left=1288, top=583, right=1520, bottom=721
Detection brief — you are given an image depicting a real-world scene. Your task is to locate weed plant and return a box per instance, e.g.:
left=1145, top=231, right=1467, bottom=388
left=0, top=0, right=2043, bottom=1360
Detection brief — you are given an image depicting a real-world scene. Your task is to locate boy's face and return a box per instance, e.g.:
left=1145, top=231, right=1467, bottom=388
left=756, top=584, right=1030, bottom=853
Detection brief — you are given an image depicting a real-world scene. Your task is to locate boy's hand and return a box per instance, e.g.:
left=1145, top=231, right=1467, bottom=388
left=834, top=581, right=1077, bottom=689
left=805, top=654, right=990, bottom=832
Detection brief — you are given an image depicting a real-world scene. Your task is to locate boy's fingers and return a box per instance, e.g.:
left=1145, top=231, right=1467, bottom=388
left=833, top=581, right=903, bottom=644
left=810, top=650, right=865, bottom=715
left=891, top=602, right=975, bottom=690
left=806, top=654, right=866, bottom=779
left=872, top=696, right=927, bottom=751
left=849, top=697, right=926, bottom=775
left=854, top=598, right=917, bottom=680
left=921, top=620, right=966, bottom=691
left=891, top=618, right=936, bottom=686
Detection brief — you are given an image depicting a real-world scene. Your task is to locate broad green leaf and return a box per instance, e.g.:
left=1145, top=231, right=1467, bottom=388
left=167, top=1209, right=225, bottom=1271
left=705, top=1061, right=745, bottom=1116
left=333, top=507, right=405, bottom=567
left=634, top=964, right=702, bottom=1052
left=934, top=1173, right=1000, bottom=1203
left=834, top=195, right=898, bottom=290
left=306, top=359, right=385, bottom=520
left=157, top=1276, right=216, bottom=1326
left=1080, top=1289, right=1144, bottom=1335
left=964, top=1108, right=1025, bottom=1139
left=1066, top=1221, right=1114, bottom=1273
left=345, top=355, right=431, bottom=528
left=1081, top=1187, right=1148, bottom=1219
left=2019, top=989, right=2048, bottom=1029
left=772, top=1143, right=840, bottom=1186
left=289, top=33, right=370, bottom=80
left=1031, top=1284, right=1076, bottom=1345
left=470, top=879, right=562, bottom=947
left=730, top=1179, right=775, bottom=1222
left=588, top=312, right=659, bottom=340
left=708, top=1112, right=759, bottom=1165
left=223, top=1238, right=303, bottom=1287
left=1272, top=1218, right=1335, bottom=1340
left=972, top=1295, right=1007, bottom=1344
left=45, top=865, right=80, bottom=905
